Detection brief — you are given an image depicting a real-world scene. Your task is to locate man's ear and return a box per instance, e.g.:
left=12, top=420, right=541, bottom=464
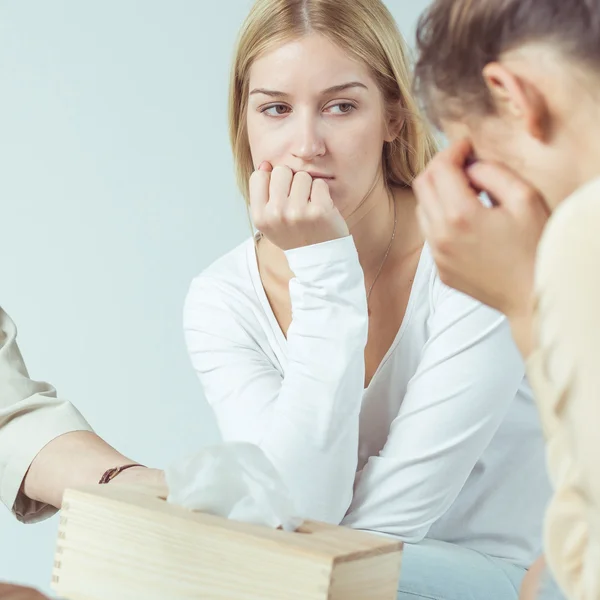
left=482, top=62, right=551, bottom=142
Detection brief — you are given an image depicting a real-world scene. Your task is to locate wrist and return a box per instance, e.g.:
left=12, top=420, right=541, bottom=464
left=105, top=466, right=167, bottom=492
left=99, top=463, right=146, bottom=484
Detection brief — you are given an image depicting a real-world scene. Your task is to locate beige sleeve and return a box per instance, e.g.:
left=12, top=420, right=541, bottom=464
left=0, top=306, right=92, bottom=523
left=528, top=191, right=600, bottom=600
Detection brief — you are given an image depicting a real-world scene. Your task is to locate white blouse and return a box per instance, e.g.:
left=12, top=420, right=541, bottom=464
left=184, top=235, right=551, bottom=567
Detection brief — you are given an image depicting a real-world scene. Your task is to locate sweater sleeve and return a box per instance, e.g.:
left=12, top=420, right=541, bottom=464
left=183, top=236, right=369, bottom=523
left=0, top=306, right=92, bottom=523
left=527, top=189, right=600, bottom=600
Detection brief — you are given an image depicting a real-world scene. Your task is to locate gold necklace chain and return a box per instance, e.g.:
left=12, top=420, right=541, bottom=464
left=367, top=193, right=397, bottom=315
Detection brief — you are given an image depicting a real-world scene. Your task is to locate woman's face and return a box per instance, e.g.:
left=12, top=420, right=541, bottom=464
left=246, top=34, right=395, bottom=217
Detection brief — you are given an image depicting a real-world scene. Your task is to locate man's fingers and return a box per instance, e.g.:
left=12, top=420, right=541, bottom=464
left=467, top=162, right=550, bottom=216
left=414, top=171, right=443, bottom=231
left=429, top=141, right=483, bottom=217
left=439, top=137, right=473, bottom=168
left=415, top=202, right=432, bottom=242
left=431, top=161, right=483, bottom=216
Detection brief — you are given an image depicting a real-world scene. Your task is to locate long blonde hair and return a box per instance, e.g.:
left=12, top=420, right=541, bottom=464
left=229, top=0, right=438, bottom=203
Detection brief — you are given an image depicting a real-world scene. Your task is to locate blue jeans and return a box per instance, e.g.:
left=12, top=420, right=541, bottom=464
left=397, top=539, right=527, bottom=600
left=538, top=569, right=567, bottom=600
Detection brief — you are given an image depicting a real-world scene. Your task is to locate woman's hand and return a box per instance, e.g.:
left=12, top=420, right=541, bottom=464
left=0, top=583, right=48, bottom=600
left=250, top=162, right=349, bottom=250
left=23, top=431, right=167, bottom=509
left=414, top=139, right=550, bottom=356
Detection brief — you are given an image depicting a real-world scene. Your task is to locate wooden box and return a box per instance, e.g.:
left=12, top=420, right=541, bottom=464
left=52, top=485, right=403, bottom=599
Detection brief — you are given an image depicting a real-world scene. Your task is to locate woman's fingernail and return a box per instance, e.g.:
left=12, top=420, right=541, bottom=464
left=258, top=160, right=273, bottom=173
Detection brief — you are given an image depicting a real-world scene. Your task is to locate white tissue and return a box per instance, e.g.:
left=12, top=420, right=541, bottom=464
left=165, top=442, right=303, bottom=532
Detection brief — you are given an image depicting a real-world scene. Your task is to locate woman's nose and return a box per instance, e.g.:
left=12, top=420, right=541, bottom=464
left=290, top=114, right=326, bottom=161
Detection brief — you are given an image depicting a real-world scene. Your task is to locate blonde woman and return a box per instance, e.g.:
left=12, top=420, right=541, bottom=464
left=412, top=0, right=600, bottom=598
left=184, top=1, right=550, bottom=597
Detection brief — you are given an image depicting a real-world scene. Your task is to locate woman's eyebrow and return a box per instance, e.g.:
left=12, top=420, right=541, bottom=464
left=249, top=81, right=368, bottom=98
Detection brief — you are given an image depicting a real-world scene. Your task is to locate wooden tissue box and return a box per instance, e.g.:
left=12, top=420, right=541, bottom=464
left=52, top=485, right=403, bottom=600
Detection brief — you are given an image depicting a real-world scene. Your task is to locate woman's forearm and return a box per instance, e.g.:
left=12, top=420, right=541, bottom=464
left=23, top=430, right=163, bottom=508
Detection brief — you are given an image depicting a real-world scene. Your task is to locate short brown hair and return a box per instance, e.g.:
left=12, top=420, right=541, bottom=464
left=229, top=0, right=438, bottom=203
left=414, top=0, right=600, bottom=126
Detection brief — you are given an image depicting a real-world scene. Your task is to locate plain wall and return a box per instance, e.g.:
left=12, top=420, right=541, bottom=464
left=0, top=1, right=432, bottom=593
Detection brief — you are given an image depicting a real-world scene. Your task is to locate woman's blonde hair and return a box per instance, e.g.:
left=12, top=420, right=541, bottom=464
left=229, top=0, right=438, bottom=203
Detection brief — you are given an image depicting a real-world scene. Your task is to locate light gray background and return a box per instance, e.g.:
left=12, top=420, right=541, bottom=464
left=0, top=1, right=432, bottom=593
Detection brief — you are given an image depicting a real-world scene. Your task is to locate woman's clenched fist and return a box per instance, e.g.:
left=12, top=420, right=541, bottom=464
left=250, top=162, right=349, bottom=250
